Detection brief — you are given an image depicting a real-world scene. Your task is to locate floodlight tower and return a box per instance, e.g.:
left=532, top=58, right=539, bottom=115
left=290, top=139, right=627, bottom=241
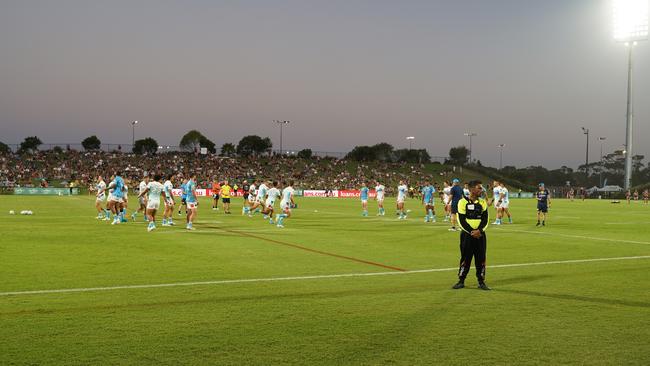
left=131, top=120, right=139, bottom=146
left=274, top=120, right=290, bottom=155
left=464, top=132, right=477, bottom=164
left=581, top=127, right=590, bottom=181
left=406, top=136, right=415, bottom=150
left=497, top=144, right=505, bottom=170
left=613, top=0, right=648, bottom=190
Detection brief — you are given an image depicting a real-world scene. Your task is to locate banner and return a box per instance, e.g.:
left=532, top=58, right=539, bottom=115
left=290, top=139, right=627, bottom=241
left=303, top=190, right=339, bottom=198
left=14, top=188, right=79, bottom=196
left=337, top=190, right=377, bottom=198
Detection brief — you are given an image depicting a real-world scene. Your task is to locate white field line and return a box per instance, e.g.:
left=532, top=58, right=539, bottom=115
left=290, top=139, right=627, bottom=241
left=1, top=255, right=649, bottom=297
left=493, top=227, right=650, bottom=246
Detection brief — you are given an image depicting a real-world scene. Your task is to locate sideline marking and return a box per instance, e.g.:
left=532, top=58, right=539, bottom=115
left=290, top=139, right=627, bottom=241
left=493, top=227, right=650, bottom=246
left=1, top=255, right=648, bottom=297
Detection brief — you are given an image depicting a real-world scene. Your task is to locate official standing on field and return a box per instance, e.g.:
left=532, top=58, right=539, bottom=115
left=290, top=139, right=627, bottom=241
left=452, top=180, right=491, bottom=290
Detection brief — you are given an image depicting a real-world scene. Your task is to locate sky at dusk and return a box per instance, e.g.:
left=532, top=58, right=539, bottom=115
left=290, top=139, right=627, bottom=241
left=1, top=0, right=648, bottom=169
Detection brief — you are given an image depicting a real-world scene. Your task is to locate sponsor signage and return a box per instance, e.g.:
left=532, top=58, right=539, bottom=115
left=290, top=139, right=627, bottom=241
left=14, top=188, right=79, bottom=195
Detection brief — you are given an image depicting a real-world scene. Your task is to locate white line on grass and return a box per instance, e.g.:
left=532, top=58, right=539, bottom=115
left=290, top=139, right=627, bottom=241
left=1, top=255, right=649, bottom=297
left=493, top=227, right=650, bottom=246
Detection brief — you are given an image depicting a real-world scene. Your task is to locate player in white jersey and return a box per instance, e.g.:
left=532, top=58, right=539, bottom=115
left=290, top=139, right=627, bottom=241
left=250, top=180, right=269, bottom=215
left=138, top=174, right=167, bottom=232
left=396, top=180, right=408, bottom=220
left=492, top=180, right=502, bottom=224
left=276, top=180, right=295, bottom=228
left=263, top=181, right=281, bottom=224
left=497, top=182, right=512, bottom=224
left=95, top=175, right=108, bottom=220
left=162, top=174, right=175, bottom=226
left=374, top=181, right=386, bottom=216
left=132, top=176, right=149, bottom=221
left=442, top=181, right=452, bottom=221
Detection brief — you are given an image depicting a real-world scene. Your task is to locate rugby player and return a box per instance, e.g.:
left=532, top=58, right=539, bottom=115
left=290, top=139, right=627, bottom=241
left=276, top=180, right=295, bottom=228
left=264, top=181, right=281, bottom=224
left=442, top=181, right=452, bottom=221
left=162, top=174, right=175, bottom=226
left=449, top=178, right=464, bottom=231
left=185, top=174, right=198, bottom=230
left=241, top=180, right=251, bottom=215
left=178, top=178, right=188, bottom=216
left=138, top=174, right=167, bottom=232
left=133, top=176, right=149, bottom=221
left=374, top=181, right=386, bottom=216
left=95, top=175, right=108, bottom=220
left=250, top=180, right=269, bottom=215
left=421, top=180, right=436, bottom=223
left=536, top=183, right=551, bottom=227
left=360, top=182, right=369, bottom=217
left=498, top=182, right=512, bottom=224
left=397, top=180, right=408, bottom=220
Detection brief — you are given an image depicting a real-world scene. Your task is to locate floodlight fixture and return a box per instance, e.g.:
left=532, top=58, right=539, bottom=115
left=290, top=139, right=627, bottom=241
left=613, top=0, right=648, bottom=42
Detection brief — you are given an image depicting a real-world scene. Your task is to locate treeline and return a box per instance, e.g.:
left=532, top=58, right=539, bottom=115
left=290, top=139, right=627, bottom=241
left=345, top=143, right=431, bottom=163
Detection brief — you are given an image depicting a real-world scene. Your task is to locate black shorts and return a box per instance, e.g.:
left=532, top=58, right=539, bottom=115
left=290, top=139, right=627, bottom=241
left=222, top=198, right=230, bottom=204
left=451, top=202, right=459, bottom=214
left=181, top=198, right=187, bottom=205
left=537, top=204, right=548, bottom=213
left=243, top=193, right=249, bottom=200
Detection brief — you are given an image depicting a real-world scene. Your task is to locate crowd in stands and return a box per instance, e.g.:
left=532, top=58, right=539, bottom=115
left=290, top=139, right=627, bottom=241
left=0, top=150, right=457, bottom=194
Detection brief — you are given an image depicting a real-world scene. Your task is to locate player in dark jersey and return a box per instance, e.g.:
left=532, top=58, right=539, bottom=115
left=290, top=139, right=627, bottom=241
left=241, top=180, right=251, bottom=215
left=536, top=183, right=551, bottom=227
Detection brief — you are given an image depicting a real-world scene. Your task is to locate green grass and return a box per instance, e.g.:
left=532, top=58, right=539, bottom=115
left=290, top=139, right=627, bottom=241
left=1, top=195, right=649, bottom=365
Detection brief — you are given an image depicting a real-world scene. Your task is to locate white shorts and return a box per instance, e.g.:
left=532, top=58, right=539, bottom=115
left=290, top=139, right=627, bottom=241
left=110, top=196, right=124, bottom=203
left=96, top=195, right=105, bottom=202
left=500, top=202, right=509, bottom=209
left=397, top=198, right=405, bottom=204
left=147, top=200, right=160, bottom=210
left=281, top=201, right=291, bottom=211
left=187, top=202, right=197, bottom=210
left=376, top=196, right=384, bottom=203
left=165, top=198, right=174, bottom=207
left=255, top=196, right=263, bottom=204
left=265, top=200, right=275, bottom=209
left=248, top=195, right=256, bottom=203
left=361, top=199, right=368, bottom=205
left=139, top=197, right=146, bottom=206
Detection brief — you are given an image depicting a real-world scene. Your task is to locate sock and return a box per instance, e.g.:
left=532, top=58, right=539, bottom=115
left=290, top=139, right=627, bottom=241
left=162, top=218, right=167, bottom=225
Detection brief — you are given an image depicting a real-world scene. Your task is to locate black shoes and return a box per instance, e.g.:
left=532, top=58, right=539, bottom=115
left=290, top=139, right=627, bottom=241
left=452, top=281, right=465, bottom=289
left=536, top=222, right=541, bottom=227
left=478, top=282, right=491, bottom=291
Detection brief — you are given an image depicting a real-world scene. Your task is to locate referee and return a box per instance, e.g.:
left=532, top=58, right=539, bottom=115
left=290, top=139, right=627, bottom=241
left=452, top=180, right=491, bottom=291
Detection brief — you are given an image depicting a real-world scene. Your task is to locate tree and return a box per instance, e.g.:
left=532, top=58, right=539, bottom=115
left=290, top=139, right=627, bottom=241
left=345, top=145, right=376, bottom=161
left=371, top=143, right=394, bottom=162
left=446, top=146, right=469, bottom=166
left=220, top=143, right=236, bottom=157
left=297, top=148, right=313, bottom=159
left=395, top=148, right=431, bottom=163
left=236, top=135, right=273, bottom=157
left=133, top=137, right=159, bottom=155
left=18, top=136, right=42, bottom=154
left=180, top=130, right=215, bottom=153
left=52, top=146, right=64, bottom=154
left=82, top=135, right=101, bottom=150
left=0, top=142, right=10, bottom=155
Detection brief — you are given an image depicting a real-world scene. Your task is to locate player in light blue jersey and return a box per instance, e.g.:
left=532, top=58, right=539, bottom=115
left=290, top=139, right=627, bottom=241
left=421, top=180, right=436, bottom=223
left=276, top=180, right=295, bottom=228
left=108, top=173, right=125, bottom=225
left=185, top=174, right=198, bottom=230
left=360, top=182, right=370, bottom=216
left=250, top=180, right=269, bottom=216
left=178, top=178, right=188, bottom=216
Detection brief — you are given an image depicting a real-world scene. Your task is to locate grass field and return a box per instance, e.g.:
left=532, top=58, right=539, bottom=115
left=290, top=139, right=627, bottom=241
left=1, top=195, right=649, bottom=365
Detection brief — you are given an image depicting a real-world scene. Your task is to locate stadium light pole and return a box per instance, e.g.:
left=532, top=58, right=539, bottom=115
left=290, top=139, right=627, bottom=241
left=581, top=127, right=589, bottom=182
left=613, top=0, right=648, bottom=190
left=131, top=120, right=139, bottom=147
left=464, top=132, right=477, bottom=164
left=406, top=136, right=415, bottom=150
left=497, top=144, right=505, bottom=170
left=599, top=137, right=607, bottom=187
left=274, top=120, right=290, bottom=155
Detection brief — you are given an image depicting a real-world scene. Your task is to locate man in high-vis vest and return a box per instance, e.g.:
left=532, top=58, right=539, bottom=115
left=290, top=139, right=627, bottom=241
left=453, top=180, right=491, bottom=291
